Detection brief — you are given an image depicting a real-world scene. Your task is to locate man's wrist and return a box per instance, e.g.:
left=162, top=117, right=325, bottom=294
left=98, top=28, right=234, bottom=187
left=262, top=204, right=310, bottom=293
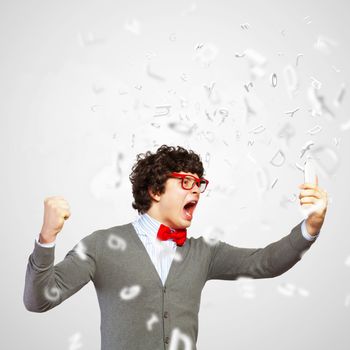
left=301, top=220, right=317, bottom=241
left=305, top=219, right=320, bottom=237
left=39, top=232, right=56, bottom=244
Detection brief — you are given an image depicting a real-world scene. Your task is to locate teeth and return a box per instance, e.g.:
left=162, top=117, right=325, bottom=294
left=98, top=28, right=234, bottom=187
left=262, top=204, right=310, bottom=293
left=184, top=200, right=197, bottom=209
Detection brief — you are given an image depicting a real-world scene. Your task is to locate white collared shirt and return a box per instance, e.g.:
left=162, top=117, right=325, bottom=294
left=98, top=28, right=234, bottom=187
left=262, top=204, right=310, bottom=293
left=131, top=213, right=177, bottom=285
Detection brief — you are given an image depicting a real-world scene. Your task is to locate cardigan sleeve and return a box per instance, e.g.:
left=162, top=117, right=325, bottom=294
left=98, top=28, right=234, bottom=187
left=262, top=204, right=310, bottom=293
left=23, top=231, right=98, bottom=312
left=206, top=220, right=318, bottom=281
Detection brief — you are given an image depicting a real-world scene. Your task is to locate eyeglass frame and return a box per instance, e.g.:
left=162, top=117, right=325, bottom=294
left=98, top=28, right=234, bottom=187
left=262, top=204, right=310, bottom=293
left=168, top=172, right=209, bottom=193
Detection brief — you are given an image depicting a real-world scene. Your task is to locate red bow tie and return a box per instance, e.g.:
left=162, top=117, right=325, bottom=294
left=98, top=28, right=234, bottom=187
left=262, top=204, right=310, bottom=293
left=156, top=224, right=187, bottom=246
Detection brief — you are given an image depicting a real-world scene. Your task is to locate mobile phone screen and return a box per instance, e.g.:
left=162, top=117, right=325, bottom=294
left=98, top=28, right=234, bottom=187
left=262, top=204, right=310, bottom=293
left=304, top=158, right=316, bottom=184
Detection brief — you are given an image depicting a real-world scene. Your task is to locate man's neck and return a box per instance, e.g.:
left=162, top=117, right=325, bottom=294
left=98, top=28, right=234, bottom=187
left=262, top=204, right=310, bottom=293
left=146, top=208, right=179, bottom=229
left=145, top=209, right=164, bottom=226
left=145, top=204, right=190, bottom=230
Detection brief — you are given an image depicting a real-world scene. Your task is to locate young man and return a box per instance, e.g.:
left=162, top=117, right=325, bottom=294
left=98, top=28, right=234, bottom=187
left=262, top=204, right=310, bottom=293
left=23, top=145, right=328, bottom=350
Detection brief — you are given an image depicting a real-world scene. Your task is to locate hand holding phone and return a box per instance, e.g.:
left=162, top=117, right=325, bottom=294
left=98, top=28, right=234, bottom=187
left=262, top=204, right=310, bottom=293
left=300, top=157, right=318, bottom=218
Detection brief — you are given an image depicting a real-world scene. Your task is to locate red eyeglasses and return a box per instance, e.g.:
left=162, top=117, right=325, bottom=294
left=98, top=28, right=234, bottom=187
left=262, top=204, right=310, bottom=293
left=168, top=172, right=209, bottom=193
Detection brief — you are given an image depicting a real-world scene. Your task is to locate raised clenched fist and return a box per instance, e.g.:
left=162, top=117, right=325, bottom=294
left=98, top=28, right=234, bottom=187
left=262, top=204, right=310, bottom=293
left=39, top=196, right=71, bottom=243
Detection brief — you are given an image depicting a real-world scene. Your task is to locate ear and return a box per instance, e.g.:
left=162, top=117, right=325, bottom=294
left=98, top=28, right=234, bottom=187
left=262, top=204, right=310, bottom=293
left=148, top=187, right=161, bottom=202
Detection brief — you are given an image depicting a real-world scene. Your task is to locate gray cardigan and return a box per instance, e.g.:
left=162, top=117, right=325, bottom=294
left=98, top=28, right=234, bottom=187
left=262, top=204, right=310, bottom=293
left=23, top=220, right=317, bottom=350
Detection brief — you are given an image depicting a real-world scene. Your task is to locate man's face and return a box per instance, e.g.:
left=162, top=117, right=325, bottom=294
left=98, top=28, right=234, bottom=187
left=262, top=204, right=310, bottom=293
left=147, top=171, right=201, bottom=229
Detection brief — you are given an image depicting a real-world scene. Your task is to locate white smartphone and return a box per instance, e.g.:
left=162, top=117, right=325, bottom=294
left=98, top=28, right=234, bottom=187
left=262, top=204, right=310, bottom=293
left=304, top=157, right=317, bottom=185
left=300, top=157, right=320, bottom=219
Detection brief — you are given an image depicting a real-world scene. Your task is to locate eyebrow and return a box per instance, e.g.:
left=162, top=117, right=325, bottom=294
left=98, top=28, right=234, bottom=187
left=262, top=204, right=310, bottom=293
left=182, top=174, right=201, bottom=181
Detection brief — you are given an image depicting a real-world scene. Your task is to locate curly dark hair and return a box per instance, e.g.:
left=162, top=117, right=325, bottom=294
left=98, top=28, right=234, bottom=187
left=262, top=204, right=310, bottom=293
left=129, top=144, right=205, bottom=214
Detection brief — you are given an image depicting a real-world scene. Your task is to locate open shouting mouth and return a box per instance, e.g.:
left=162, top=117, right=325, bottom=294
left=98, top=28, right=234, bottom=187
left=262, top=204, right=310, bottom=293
left=182, top=199, right=198, bottom=220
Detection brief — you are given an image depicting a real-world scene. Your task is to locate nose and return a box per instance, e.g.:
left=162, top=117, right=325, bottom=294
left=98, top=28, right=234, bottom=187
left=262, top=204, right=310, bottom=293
left=192, top=183, right=200, bottom=194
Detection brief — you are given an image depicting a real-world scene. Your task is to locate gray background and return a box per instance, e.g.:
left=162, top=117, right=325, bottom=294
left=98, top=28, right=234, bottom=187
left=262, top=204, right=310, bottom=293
left=1, top=0, right=349, bottom=349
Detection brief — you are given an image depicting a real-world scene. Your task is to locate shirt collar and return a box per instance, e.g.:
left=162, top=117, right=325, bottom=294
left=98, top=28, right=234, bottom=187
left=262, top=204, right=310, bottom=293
left=135, top=212, right=173, bottom=239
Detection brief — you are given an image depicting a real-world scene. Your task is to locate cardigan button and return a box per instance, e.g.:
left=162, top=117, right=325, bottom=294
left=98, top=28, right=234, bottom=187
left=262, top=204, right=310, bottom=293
left=165, top=336, right=170, bottom=344
left=164, top=311, right=169, bottom=318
